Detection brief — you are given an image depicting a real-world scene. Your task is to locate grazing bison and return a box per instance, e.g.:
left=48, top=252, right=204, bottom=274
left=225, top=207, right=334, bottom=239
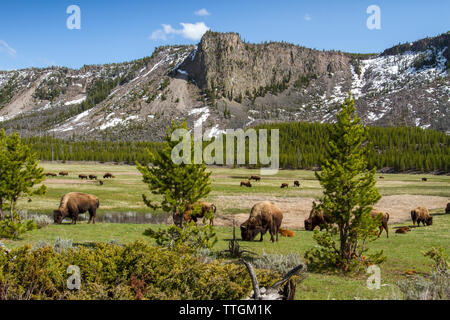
left=281, top=183, right=289, bottom=189
left=304, top=207, right=329, bottom=231
left=89, top=174, right=97, bottom=180
left=249, top=175, right=261, bottom=181
left=395, top=227, right=411, bottom=234
left=103, top=173, right=113, bottom=179
left=59, top=171, right=69, bottom=176
left=411, top=207, right=433, bottom=226
left=294, top=180, right=300, bottom=187
left=99, top=180, right=104, bottom=186
left=446, top=203, right=450, bottom=214
left=304, top=207, right=389, bottom=237
left=45, top=172, right=57, bottom=177
left=240, top=180, right=252, bottom=187
left=240, top=201, right=283, bottom=242
left=53, top=192, right=99, bottom=225
left=183, top=201, right=216, bottom=226
left=422, top=177, right=427, bottom=182
left=379, top=176, right=385, bottom=179
left=371, top=210, right=390, bottom=238
left=279, top=228, right=295, bottom=237
left=79, top=174, right=88, bottom=180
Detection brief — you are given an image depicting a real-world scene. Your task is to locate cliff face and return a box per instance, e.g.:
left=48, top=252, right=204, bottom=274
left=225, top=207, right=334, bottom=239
left=184, top=31, right=353, bottom=100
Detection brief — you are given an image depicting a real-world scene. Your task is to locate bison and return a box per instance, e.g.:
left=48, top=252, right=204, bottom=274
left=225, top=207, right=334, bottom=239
left=240, top=201, right=283, bottom=242
left=59, top=171, right=69, bottom=176
left=240, top=180, right=252, bottom=187
left=249, top=175, right=261, bottom=181
left=53, top=192, right=99, bottom=225
left=294, top=180, right=300, bottom=187
left=183, top=201, right=216, bottom=226
left=379, top=176, right=385, bottom=179
left=422, top=177, right=427, bottom=182
left=279, top=228, right=295, bottom=237
left=411, top=207, right=432, bottom=226
left=281, top=183, right=289, bottom=189
left=103, top=173, right=114, bottom=179
left=446, top=203, right=449, bottom=214
left=395, top=227, right=411, bottom=234
left=99, top=180, right=104, bottom=186
left=304, top=207, right=329, bottom=231
left=371, top=210, right=390, bottom=238
left=304, top=206, right=389, bottom=237
left=79, top=174, right=88, bottom=180
left=45, top=172, right=57, bottom=177
left=89, top=174, right=97, bottom=180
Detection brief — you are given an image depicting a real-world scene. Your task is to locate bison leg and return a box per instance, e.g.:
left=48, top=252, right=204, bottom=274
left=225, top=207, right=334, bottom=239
left=384, top=223, right=389, bottom=238
left=89, top=209, right=96, bottom=224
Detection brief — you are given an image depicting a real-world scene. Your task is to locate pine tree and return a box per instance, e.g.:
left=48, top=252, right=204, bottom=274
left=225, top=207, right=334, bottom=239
left=136, top=121, right=212, bottom=227
left=306, top=95, right=383, bottom=272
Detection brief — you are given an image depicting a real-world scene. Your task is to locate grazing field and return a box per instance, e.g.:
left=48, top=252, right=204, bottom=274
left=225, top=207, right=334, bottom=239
left=4, top=162, right=449, bottom=300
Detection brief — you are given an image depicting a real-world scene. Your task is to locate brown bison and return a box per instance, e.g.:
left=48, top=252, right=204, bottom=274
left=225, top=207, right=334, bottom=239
left=99, top=180, right=104, bottom=186
left=59, top=171, right=69, bottom=176
left=379, top=176, right=384, bottom=179
left=422, top=177, right=427, bottom=182
left=79, top=174, right=88, bottom=180
left=249, top=175, right=261, bottom=181
left=240, top=180, right=252, bottom=187
left=371, top=210, right=390, bottom=238
left=103, top=173, right=114, bottom=179
left=279, top=228, right=295, bottom=237
left=411, top=207, right=432, bottom=226
left=53, top=192, right=99, bottom=225
left=304, top=207, right=329, bottom=231
left=45, top=172, right=57, bottom=177
left=183, top=201, right=216, bottom=226
left=89, top=174, right=97, bottom=180
left=294, top=180, right=300, bottom=187
left=240, top=201, right=283, bottom=242
left=395, top=227, right=411, bottom=234
left=304, top=207, right=389, bottom=237
left=446, top=203, right=450, bottom=214
left=281, top=183, right=289, bottom=189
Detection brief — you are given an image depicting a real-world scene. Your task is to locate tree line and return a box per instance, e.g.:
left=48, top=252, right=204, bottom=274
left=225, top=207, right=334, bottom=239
left=22, top=122, right=449, bottom=173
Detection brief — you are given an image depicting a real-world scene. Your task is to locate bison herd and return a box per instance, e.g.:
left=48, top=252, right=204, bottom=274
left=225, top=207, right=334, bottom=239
left=47, top=171, right=447, bottom=244
left=45, top=171, right=114, bottom=186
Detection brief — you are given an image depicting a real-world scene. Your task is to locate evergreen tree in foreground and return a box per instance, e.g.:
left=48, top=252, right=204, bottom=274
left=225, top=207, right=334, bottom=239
left=305, top=95, right=384, bottom=272
left=136, top=121, right=212, bottom=227
left=0, top=129, right=46, bottom=239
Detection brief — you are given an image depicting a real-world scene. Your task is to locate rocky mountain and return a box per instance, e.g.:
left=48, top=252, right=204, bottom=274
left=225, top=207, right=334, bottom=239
left=0, top=31, right=448, bottom=140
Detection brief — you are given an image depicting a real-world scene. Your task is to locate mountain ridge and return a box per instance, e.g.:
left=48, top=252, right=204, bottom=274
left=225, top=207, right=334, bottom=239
left=0, top=31, right=448, bottom=140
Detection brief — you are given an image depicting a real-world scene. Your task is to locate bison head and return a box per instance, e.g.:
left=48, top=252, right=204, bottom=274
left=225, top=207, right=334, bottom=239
left=425, top=216, right=433, bottom=225
left=53, top=210, right=64, bottom=224
left=304, top=218, right=314, bottom=231
left=240, top=220, right=260, bottom=241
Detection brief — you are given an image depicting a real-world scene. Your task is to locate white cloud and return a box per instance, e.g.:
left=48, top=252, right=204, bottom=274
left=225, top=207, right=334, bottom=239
left=304, top=14, right=312, bottom=21
left=150, top=22, right=210, bottom=41
left=195, top=8, right=210, bottom=16
left=0, top=40, right=17, bottom=57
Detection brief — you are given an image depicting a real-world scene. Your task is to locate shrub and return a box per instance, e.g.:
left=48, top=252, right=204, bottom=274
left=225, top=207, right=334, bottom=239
left=0, top=241, right=284, bottom=300
left=251, top=252, right=306, bottom=275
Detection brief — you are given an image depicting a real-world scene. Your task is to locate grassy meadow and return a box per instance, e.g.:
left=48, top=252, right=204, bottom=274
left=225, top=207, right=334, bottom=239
left=3, top=162, right=450, bottom=300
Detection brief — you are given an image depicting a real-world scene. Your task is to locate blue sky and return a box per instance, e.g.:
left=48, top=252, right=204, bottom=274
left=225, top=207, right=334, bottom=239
left=0, top=0, right=449, bottom=70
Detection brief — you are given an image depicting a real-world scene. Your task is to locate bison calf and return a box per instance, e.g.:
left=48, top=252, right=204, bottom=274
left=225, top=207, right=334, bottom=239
left=279, top=228, right=295, bottom=237
left=54, top=192, right=99, bottom=225
left=411, top=207, right=432, bottom=226
left=395, top=227, right=411, bottom=234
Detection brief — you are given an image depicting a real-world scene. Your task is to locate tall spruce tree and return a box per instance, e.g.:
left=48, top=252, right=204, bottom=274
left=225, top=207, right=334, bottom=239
left=306, top=95, right=383, bottom=272
left=0, top=129, right=47, bottom=220
left=136, top=121, right=212, bottom=227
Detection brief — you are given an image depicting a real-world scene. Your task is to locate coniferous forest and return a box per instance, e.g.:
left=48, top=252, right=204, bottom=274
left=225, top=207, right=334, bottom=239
left=22, top=122, right=449, bottom=173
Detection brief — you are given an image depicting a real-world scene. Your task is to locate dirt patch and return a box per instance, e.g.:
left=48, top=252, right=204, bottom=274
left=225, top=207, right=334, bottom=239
left=212, top=194, right=449, bottom=230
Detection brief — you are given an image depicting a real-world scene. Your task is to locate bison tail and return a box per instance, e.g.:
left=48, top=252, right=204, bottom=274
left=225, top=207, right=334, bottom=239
left=385, top=212, right=390, bottom=222
left=212, top=204, right=217, bottom=214
left=96, top=199, right=100, bottom=208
